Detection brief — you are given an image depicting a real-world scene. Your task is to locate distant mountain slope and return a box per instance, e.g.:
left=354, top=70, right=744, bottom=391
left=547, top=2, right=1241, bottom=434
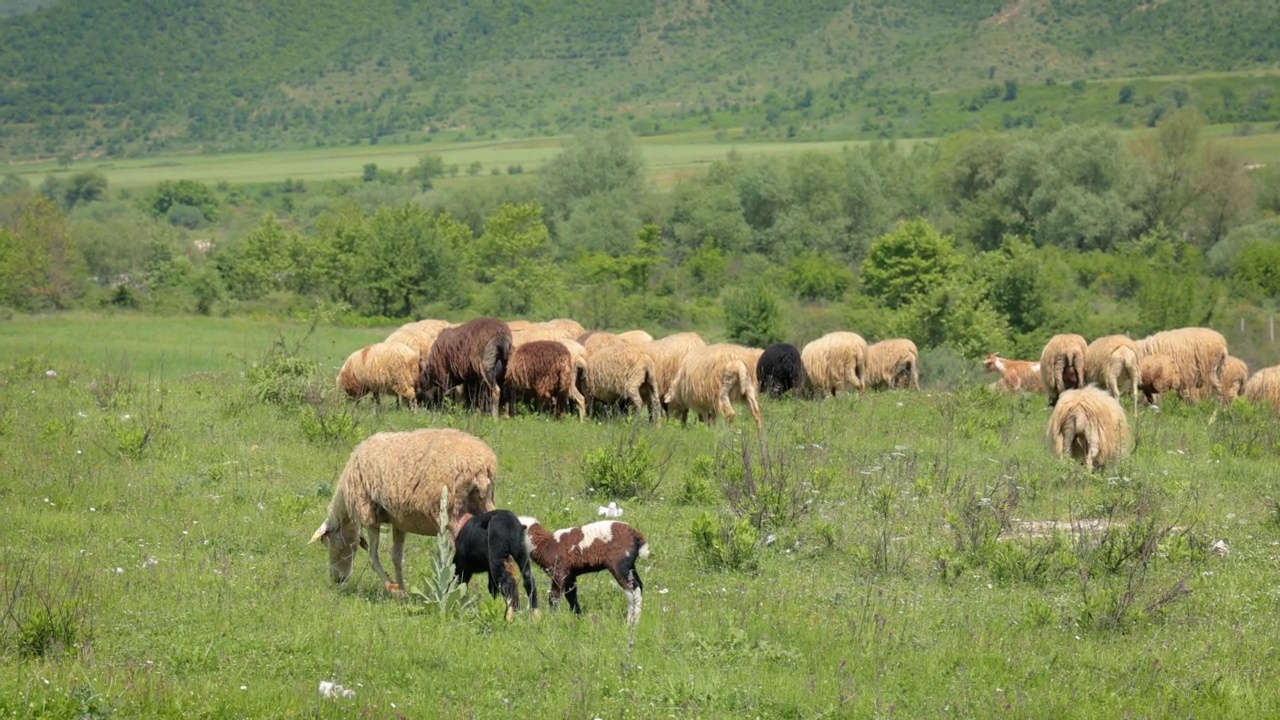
left=0, top=0, right=1277, bottom=160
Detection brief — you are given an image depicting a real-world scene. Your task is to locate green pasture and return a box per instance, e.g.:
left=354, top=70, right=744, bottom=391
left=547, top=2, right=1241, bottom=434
left=2, top=314, right=1279, bottom=717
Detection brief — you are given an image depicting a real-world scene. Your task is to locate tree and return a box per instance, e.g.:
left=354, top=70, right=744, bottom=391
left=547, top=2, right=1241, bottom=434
left=361, top=204, right=472, bottom=317
left=1233, top=240, right=1280, bottom=300
left=0, top=196, right=87, bottom=310
left=785, top=252, right=854, bottom=302
left=1192, top=144, right=1255, bottom=248
left=1133, top=110, right=1203, bottom=233
left=62, top=171, right=108, bottom=210
left=146, top=180, right=219, bottom=224
left=540, top=129, right=646, bottom=219
left=898, top=275, right=1009, bottom=360
left=860, top=219, right=961, bottom=310
left=406, top=154, right=446, bottom=190
left=724, top=281, right=784, bottom=347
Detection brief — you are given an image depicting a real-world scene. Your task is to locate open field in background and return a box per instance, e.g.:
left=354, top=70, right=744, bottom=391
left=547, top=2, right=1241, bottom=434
left=2, top=314, right=1280, bottom=716
left=6, top=123, right=1277, bottom=193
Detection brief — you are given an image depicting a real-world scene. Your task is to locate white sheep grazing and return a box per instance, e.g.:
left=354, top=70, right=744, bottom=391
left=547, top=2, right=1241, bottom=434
left=578, top=331, right=629, bottom=358
left=336, top=341, right=421, bottom=411
left=802, top=331, right=868, bottom=397
left=665, top=343, right=762, bottom=430
left=519, top=517, right=650, bottom=626
left=1039, top=333, right=1088, bottom=407
left=1220, top=355, right=1249, bottom=403
left=646, top=332, right=707, bottom=414
left=1046, top=386, right=1131, bottom=472
left=1084, top=335, right=1139, bottom=411
left=1135, top=327, right=1228, bottom=403
left=310, top=429, right=498, bottom=595
left=386, top=318, right=454, bottom=359
left=616, top=329, right=655, bottom=344
left=584, top=343, right=659, bottom=421
left=866, top=338, right=920, bottom=391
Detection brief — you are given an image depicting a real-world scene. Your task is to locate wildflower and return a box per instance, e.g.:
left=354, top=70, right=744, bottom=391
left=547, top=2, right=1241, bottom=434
left=45, top=369, right=56, bottom=378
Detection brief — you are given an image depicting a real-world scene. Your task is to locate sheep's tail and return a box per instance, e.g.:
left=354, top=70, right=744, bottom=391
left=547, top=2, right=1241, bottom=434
left=637, top=538, right=650, bottom=560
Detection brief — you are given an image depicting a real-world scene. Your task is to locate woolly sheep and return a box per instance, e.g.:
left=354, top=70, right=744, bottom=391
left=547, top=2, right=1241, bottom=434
left=1039, top=333, right=1088, bottom=407
left=1243, top=365, right=1280, bottom=415
left=519, top=517, right=650, bottom=626
left=866, top=338, right=920, bottom=391
left=502, top=340, right=587, bottom=421
left=646, top=333, right=707, bottom=413
left=448, top=510, right=538, bottom=620
left=1046, top=386, right=1132, bottom=472
left=579, top=331, right=629, bottom=358
left=420, top=317, right=512, bottom=417
left=617, top=330, right=655, bottom=344
left=336, top=341, right=420, bottom=411
left=1137, top=353, right=1181, bottom=406
left=1084, top=335, right=1139, bottom=410
left=386, top=319, right=454, bottom=359
left=1135, top=327, right=1227, bottom=403
left=310, top=429, right=498, bottom=594
left=1221, top=356, right=1249, bottom=403
left=665, top=343, right=762, bottom=429
left=584, top=343, right=659, bottom=421
left=512, top=319, right=585, bottom=347
left=801, top=331, right=867, bottom=397
left=756, top=343, right=804, bottom=397
left=983, top=354, right=1044, bottom=392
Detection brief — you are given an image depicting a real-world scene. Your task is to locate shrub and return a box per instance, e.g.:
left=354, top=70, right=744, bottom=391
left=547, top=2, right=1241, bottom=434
left=581, top=428, right=663, bottom=500
left=723, top=280, right=784, bottom=347
left=690, top=512, right=760, bottom=572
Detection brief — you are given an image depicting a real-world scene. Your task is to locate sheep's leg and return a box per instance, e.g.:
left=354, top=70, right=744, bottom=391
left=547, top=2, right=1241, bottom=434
left=365, top=526, right=395, bottom=593
left=564, top=575, right=582, bottom=615
left=519, top=556, right=539, bottom=613
left=610, top=563, right=643, bottom=626
left=390, top=528, right=407, bottom=596
left=548, top=573, right=566, bottom=610
left=569, top=385, right=586, bottom=423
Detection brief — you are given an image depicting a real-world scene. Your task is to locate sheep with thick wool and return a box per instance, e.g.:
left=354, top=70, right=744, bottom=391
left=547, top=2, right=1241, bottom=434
left=1039, top=333, right=1088, bottom=406
left=310, top=428, right=498, bottom=594
left=617, top=330, right=655, bottom=344
left=866, top=338, right=920, bottom=391
left=647, top=333, right=707, bottom=413
left=984, top=354, right=1044, bottom=392
left=386, top=319, right=454, bottom=359
left=1137, top=353, right=1182, bottom=406
left=511, top=319, right=586, bottom=347
left=665, top=343, right=762, bottom=429
left=802, top=331, right=867, bottom=397
left=336, top=341, right=420, bottom=411
left=519, top=517, right=649, bottom=626
left=419, top=317, right=512, bottom=417
left=502, top=340, right=587, bottom=421
left=757, top=343, right=805, bottom=397
left=1135, top=327, right=1227, bottom=403
left=584, top=343, right=659, bottom=421
left=578, top=331, right=629, bottom=358
left=1244, top=365, right=1280, bottom=415
left=1084, top=335, right=1140, bottom=410
left=1046, top=386, right=1132, bottom=472
left=1221, top=356, right=1249, bottom=403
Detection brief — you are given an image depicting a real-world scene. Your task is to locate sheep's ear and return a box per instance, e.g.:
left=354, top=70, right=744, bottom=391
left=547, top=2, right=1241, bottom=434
left=309, top=521, right=329, bottom=545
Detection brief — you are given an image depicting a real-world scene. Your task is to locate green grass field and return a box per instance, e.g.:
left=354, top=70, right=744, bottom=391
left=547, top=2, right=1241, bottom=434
left=9, top=122, right=1276, bottom=194
left=2, top=315, right=1279, bottom=717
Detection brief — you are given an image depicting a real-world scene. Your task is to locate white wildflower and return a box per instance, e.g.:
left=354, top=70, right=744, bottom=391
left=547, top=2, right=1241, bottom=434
left=45, top=369, right=57, bottom=378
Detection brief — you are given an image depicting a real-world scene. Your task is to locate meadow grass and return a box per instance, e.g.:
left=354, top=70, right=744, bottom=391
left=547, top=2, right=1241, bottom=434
left=2, top=315, right=1279, bottom=717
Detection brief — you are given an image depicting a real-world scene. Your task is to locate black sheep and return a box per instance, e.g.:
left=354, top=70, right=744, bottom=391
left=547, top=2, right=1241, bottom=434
left=757, top=343, right=804, bottom=398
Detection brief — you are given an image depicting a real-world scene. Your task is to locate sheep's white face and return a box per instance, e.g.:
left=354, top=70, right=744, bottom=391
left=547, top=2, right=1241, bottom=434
left=314, top=520, right=360, bottom=584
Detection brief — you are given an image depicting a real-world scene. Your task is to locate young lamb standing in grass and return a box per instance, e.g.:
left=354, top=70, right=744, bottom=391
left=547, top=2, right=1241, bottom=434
left=1243, top=365, right=1280, bottom=415
left=1221, top=356, right=1249, bottom=403
left=757, top=343, right=804, bottom=398
left=448, top=510, right=539, bottom=621
left=665, top=343, right=762, bottom=429
left=1084, top=335, right=1140, bottom=410
left=866, top=338, right=920, bottom=391
left=518, top=517, right=649, bottom=626
left=502, top=340, right=587, bottom=421
left=1046, top=386, right=1132, bottom=472
left=983, top=353, right=1044, bottom=392
left=1135, top=327, right=1228, bottom=403
left=1039, top=333, right=1088, bottom=407
left=310, top=428, right=498, bottom=595
left=336, top=341, right=421, bottom=411
left=801, top=331, right=867, bottom=397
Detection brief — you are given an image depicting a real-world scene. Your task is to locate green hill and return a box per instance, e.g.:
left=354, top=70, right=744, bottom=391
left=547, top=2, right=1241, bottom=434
left=1, top=0, right=1278, bottom=161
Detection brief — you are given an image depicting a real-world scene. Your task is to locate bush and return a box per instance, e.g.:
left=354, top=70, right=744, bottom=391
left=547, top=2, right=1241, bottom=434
left=723, top=281, right=784, bottom=347
left=245, top=331, right=320, bottom=407
left=581, top=428, right=663, bottom=500
left=690, top=512, right=760, bottom=572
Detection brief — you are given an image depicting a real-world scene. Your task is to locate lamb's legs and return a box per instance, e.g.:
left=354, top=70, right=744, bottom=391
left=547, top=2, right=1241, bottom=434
left=563, top=575, right=581, bottom=614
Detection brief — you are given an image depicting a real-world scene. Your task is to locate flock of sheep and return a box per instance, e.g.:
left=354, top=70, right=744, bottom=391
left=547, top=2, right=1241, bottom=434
left=318, top=318, right=1280, bottom=622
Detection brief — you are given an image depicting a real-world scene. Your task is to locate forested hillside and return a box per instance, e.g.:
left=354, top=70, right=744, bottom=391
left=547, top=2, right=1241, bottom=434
left=1, top=0, right=1278, bottom=160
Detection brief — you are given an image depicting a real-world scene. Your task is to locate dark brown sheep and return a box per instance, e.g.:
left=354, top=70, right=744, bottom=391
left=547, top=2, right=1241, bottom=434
left=502, top=340, right=587, bottom=421
left=419, top=317, right=512, bottom=417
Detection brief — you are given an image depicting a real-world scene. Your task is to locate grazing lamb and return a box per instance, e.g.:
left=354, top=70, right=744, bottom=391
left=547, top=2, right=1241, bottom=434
left=1137, top=353, right=1181, bottom=406
left=419, top=317, right=512, bottom=416
left=584, top=343, right=659, bottom=421
left=336, top=341, right=420, bottom=411
left=502, top=340, right=587, bottom=421
left=665, top=343, right=762, bottom=429
left=518, top=517, right=650, bottom=626
left=866, top=338, right=920, bottom=391
left=310, top=429, right=498, bottom=594
left=386, top=319, right=454, bottom=359
left=756, top=343, right=805, bottom=398
left=1084, top=335, right=1140, bottom=410
left=647, top=333, right=707, bottom=414
left=1135, top=327, right=1228, bottom=403
left=1244, top=365, right=1280, bottom=415
left=801, top=331, right=868, bottom=397
left=1039, top=333, right=1088, bottom=406
left=1220, top=355, right=1249, bottom=403
left=983, top=353, right=1044, bottom=392
left=1046, top=386, right=1132, bottom=472
left=448, top=510, right=538, bottom=620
